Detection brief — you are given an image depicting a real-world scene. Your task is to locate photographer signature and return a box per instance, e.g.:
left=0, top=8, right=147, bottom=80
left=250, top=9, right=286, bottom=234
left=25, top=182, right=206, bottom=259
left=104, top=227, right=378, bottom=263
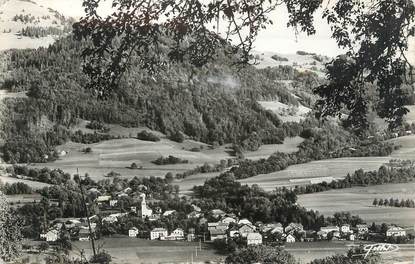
left=360, top=243, right=400, bottom=258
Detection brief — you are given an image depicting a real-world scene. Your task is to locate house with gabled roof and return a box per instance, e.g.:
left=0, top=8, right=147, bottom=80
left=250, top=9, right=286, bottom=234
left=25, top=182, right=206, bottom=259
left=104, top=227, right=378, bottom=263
left=247, top=232, right=262, bottom=246
left=239, top=224, right=256, bottom=237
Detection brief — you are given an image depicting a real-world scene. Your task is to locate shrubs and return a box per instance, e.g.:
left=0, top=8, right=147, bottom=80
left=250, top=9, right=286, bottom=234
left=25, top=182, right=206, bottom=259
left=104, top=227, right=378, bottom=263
left=86, top=120, right=109, bottom=132
left=271, top=54, right=289, bottom=62
left=136, top=130, right=160, bottom=142
left=169, top=131, right=184, bottom=143
left=152, top=155, right=189, bottom=165
left=71, top=130, right=117, bottom=144
left=82, top=147, right=92, bottom=153
left=3, top=182, right=32, bottom=195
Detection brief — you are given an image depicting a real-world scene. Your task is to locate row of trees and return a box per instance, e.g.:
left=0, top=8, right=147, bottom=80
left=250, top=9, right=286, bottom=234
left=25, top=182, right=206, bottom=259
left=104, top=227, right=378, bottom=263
left=8, top=165, right=71, bottom=185
left=230, top=128, right=394, bottom=179
left=373, top=198, right=415, bottom=208
left=293, top=162, right=415, bottom=195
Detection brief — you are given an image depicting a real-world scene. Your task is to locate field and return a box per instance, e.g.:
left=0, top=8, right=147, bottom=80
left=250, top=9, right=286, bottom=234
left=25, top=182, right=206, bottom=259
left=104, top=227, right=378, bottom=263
left=298, top=182, right=415, bottom=227
left=239, top=157, right=391, bottom=191
left=70, top=238, right=414, bottom=264
left=30, top=138, right=231, bottom=182
left=258, top=100, right=311, bottom=123
left=238, top=135, right=415, bottom=191
left=71, top=236, right=224, bottom=264
left=243, top=136, right=304, bottom=160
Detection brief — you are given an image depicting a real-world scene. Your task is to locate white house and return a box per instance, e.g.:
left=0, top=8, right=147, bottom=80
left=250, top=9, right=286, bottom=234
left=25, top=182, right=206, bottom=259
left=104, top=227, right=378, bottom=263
left=96, top=195, right=111, bottom=203
left=210, top=209, right=226, bottom=219
left=191, top=204, right=201, bottom=212
left=109, top=200, right=118, bottom=207
left=356, top=224, right=369, bottom=234
left=162, top=210, right=176, bottom=217
left=129, top=227, right=139, bottom=237
left=238, top=218, right=252, bottom=226
left=386, top=226, right=406, bottom=237
left=187, top=211, right=202, bottom=219
left=341, top=224, right=351, bottom=233
left=286, top=234, right=296, bottom=243
left=221, top=217, right=237, bottom=224
left=167, top=228, right=184, bottom=240
left=320, top=226, right=340, bottom=234
left=40, top=229, right=59, bottom=242
left=239, top=224, right=256, bottom=237
left=150, top=228, right=168, bottom=240
left=102, top=213, right=127, bottom=223
left=247, top=233, right=262, bottom=246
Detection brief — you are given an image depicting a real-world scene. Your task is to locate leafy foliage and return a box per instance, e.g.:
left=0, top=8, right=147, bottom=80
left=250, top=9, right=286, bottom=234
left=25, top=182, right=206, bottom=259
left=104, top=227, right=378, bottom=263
left=315, top=0, right=415, bottom=131
left=0, top=191, right=22, bottom=262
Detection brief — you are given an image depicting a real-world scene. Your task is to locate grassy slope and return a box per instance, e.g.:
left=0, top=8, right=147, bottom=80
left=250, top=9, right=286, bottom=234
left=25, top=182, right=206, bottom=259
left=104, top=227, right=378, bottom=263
left=298, top=182, right=415, bottom=227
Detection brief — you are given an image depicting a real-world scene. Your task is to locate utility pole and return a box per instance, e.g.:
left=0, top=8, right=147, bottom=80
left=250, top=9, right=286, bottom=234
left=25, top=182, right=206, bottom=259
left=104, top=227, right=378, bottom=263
left=77, top=168, right=97, bottom=258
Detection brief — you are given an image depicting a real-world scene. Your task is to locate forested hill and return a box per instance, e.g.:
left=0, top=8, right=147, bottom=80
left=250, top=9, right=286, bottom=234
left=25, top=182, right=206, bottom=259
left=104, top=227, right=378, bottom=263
left=0, top=35, right=323, bottom=163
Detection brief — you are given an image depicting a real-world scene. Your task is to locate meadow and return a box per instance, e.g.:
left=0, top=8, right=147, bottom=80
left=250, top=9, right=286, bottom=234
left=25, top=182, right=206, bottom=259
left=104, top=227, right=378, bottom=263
left=71, top=236, right=224, bottom=264
left=298, top=182, right=415, bottom=227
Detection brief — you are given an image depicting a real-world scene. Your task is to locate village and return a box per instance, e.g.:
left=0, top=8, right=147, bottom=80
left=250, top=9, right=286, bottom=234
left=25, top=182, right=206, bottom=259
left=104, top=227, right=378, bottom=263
left=35, top=183, right=409, bottom=252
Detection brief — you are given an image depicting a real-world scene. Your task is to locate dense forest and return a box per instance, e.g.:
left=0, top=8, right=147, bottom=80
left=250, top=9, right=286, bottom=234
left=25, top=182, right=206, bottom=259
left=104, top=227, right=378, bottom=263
left=0, top=35, right=324, bottom=163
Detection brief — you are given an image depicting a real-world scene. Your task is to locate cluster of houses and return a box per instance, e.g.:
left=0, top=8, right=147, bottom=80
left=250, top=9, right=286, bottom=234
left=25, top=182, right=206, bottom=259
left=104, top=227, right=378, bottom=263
left=40, top=219, right=95, bottom=242
left=39, top=186, right=408, bottom=246
left=196, top=209, right=408, bottom=246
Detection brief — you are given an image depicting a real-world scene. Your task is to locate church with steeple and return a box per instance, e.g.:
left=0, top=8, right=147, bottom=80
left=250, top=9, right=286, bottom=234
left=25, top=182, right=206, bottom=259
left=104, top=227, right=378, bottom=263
left=140, top=193, right=153, bottom=218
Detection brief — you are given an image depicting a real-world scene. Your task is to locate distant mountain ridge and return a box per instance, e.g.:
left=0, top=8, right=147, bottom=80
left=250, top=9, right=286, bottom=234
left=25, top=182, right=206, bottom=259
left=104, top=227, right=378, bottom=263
left=0, top=0, right=74, bottom=50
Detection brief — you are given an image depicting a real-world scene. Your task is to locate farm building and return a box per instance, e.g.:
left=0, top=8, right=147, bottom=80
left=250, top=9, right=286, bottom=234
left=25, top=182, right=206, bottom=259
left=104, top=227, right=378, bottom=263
left=247, top=233, right=262, bottom=246
left=285, top=223, right=304, bottom=234
left=210, top=229, right=227, bottom=241
left=79, top=229, right=92, bottom=241
left=386, top=226, right=406, bottom=237
left=239, top=224, right=256, bottom=237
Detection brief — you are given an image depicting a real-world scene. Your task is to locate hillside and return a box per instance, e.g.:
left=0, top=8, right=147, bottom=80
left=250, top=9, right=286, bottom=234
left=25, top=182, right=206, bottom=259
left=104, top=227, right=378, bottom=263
left=0, top=0, right=74, bottom=50
left=0, top=34, right=328, bottom=164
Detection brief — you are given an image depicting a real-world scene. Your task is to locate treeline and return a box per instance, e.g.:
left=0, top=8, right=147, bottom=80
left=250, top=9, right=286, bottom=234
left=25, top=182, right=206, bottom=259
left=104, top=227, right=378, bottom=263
left=8, top=165, right=71, bottom=185
left=0, top=122, right=119, bottom=163
left=229, top=124, right=394, bottom=179
left=0, top=182, right=33, bottom=195
left=373, top=198, right=415, bottom=208
left=174, top=159, right=238, bottom=179
left=292, top=161, right=415, bottom=195
left=20, top=26, right=64, bottom=38
left=85, top=120, right=109, bottom=132
left=70, top=130, right=119, bottom=144
left=152, top=155, right=189, bottom=165
left=0, top=35, right=325, bottom=163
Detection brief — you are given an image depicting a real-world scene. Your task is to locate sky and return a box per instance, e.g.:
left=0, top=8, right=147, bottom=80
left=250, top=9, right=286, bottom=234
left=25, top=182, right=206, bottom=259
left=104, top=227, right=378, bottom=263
left=32, top=0, right=412, bottom=59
